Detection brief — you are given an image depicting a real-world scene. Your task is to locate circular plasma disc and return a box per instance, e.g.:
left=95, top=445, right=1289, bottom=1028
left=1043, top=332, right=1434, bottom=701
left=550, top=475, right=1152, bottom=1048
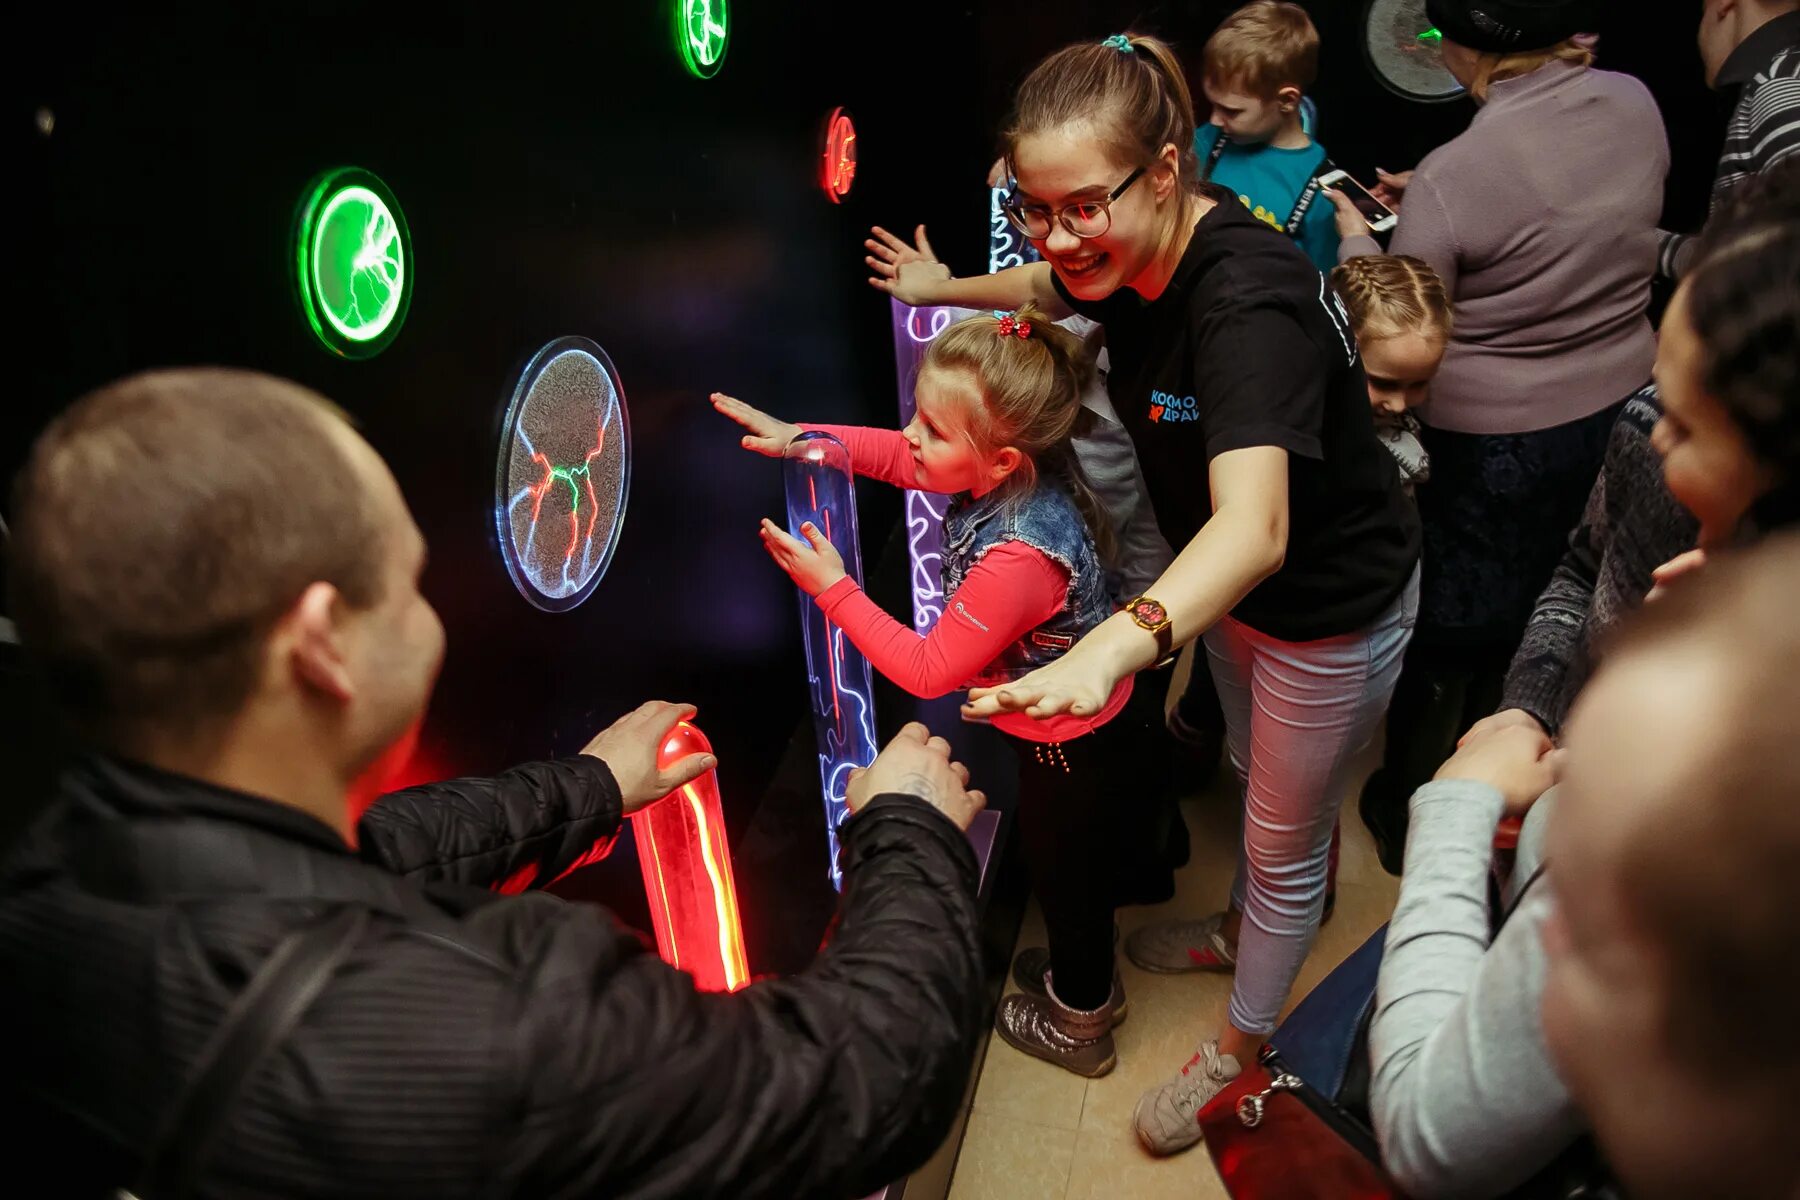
left=293, top=167, right=413, bottom=358
left=494, top=337, right=632, bottom=612
left=1363, top=0, right=1467, bottom=103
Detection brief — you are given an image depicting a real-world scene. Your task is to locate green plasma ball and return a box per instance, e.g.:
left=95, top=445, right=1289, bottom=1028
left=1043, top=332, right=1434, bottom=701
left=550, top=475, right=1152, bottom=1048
left=293, top=168, right=413, bottom=359
left=677, top=0, right=729, bottom=78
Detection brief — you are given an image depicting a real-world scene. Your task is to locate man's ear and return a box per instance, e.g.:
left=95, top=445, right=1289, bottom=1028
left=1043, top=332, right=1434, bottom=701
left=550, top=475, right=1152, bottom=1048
left=284, top=582, right=356, bottom=704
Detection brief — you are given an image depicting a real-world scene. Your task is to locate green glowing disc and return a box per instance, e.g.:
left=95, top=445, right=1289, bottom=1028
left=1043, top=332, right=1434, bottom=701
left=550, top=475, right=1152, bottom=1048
left=293, top=167, right=413, bottom=358
left=676, top=0, right=729, bottom=79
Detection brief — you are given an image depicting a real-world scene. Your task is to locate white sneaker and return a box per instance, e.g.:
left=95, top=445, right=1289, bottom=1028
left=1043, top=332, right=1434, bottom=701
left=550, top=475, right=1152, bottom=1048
left=1132, top=1038, right=1242, bottom=1156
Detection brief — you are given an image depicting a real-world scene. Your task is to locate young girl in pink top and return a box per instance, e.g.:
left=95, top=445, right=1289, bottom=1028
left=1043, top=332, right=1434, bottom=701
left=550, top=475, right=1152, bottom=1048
left=712, top=306, right=1155, bottom=1078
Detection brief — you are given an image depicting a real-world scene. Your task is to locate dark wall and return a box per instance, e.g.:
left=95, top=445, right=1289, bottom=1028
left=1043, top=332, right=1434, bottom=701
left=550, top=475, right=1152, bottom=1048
left=6, top=2, right=1724, bottom=863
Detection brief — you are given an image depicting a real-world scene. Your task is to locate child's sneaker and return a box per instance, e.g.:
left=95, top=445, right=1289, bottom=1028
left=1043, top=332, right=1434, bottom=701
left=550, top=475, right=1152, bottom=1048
left=1008, top=947, right=1128, bottom=1025
left=1133, top=1038, right=1241, bottom=1156
left=995, top=979, right=1118, bottom=1078
left=1125, top=913, right=1237, bottom=973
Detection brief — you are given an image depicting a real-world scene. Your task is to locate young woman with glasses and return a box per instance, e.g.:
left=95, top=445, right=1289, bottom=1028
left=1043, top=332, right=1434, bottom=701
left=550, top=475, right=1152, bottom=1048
left=867, top=31, right=1419, bottom=1157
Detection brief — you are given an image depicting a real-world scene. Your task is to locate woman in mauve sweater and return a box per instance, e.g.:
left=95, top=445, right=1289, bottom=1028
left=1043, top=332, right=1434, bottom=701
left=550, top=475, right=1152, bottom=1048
left=1330, top=0, right=1669, bottom=871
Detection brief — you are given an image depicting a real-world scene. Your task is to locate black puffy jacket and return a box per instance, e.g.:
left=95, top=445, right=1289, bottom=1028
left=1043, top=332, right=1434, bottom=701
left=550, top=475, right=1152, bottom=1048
left=0, top=753, right=985, bottom=1198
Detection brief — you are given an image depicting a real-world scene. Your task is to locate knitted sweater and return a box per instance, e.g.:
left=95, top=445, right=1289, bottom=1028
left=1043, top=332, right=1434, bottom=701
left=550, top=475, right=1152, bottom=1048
left=1499, top=388, right=1700, bottom=734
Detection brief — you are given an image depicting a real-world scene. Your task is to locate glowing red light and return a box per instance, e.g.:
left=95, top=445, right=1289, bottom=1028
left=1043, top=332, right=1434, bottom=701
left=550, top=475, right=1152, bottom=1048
left=629, top=721, right=750, bottom=992
left=821, top=106, right=857, bottom=203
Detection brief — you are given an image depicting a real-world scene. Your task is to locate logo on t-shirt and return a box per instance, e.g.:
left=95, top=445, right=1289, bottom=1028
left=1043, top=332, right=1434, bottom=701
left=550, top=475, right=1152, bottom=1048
left=1149, top=390, right=1199, bottom=423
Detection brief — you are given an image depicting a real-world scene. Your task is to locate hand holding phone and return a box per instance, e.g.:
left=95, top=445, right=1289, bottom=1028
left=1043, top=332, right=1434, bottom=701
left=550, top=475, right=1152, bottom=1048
left=1319, top=169, right=1398, bottom=235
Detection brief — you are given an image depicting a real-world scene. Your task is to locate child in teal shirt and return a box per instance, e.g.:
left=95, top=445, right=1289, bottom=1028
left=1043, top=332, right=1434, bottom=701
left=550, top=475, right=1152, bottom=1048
left=1193, top=2, right=1340, bottom=272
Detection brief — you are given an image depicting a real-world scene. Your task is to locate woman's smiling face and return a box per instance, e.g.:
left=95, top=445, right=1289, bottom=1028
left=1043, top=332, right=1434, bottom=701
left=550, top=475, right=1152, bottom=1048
left=1010, top=128, right=1175, bottom=302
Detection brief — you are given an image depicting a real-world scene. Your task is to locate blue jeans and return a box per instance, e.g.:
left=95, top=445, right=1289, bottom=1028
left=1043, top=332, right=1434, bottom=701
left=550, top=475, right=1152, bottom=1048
left=1204, top=567, right=1419, bottom=1035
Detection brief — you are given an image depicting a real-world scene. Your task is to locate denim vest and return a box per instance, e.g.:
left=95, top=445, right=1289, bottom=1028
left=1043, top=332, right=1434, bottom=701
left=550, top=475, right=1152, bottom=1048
left=941, top=480, right=1115, bottom=687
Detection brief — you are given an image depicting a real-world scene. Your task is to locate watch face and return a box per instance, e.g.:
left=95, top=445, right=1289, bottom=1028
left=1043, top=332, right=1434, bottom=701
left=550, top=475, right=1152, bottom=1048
left=1130, top=598, right=1168, bottom=628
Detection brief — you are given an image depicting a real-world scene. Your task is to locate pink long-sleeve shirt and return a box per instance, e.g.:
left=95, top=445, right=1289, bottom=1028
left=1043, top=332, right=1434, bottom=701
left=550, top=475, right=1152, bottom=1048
left=805, top=424, right=1132, bottom=743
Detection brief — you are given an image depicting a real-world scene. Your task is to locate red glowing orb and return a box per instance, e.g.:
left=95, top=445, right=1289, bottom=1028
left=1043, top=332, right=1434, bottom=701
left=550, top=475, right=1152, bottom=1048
left=821, top=106, right=857, bottom=203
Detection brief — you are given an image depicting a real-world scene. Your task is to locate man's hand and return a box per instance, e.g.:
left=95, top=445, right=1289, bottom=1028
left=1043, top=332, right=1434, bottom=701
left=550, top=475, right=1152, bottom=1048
left=582, top=701, right=716, bottom=815
left=1435, top=723, right=1559, bottom=818
left=846, top=722, right=986, bottom=832
left=1459, top=707, right=1548, bottom=748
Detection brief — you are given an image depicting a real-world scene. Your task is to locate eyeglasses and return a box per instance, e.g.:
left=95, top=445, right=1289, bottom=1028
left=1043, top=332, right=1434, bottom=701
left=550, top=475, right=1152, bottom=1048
left=1001, top=167, right=1145, bottom=240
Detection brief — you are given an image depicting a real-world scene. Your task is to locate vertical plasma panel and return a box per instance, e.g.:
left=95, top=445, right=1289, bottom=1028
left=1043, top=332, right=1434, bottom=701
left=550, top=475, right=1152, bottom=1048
left=888, top=298, right=955, bottom=632
left=782, top=432, right=879, bottom=889
left=629, top=721, right=750, bottom=993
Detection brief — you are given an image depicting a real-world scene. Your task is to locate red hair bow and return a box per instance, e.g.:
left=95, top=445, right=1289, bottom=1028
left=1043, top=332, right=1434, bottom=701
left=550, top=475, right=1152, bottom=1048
left=997, top=314, right=1033, bottom=339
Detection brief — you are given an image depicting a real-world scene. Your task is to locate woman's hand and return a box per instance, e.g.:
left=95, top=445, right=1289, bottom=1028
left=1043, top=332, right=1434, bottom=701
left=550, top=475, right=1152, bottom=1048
left=1458, top=707, right=1547, bottom=748
left=759, top=518, right=847, bottom=597
left=866, top=224, right=951, bottom=304
left=712, top=392, right=801, bottom=457
left=1647, top=548, right=1708, bottom=602
left=961, top=651, right=1121, bottom=721
left=1372, top=168, right=1413, bottom=211
left=1325, top=189, right=1374, bottom=240
left=1434, top=723, right=1559, bottom=819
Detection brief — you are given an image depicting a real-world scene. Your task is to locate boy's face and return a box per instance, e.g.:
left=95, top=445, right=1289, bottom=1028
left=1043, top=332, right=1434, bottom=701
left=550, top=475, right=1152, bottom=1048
left=1204, top=78, right=1300, bottom=144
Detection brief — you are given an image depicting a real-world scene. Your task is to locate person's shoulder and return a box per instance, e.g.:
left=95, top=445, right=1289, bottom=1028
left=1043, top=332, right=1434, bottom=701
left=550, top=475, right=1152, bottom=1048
left=1588, top=65, right=1663, bottom=117
left=1194, top=123, right=1222, bottom=155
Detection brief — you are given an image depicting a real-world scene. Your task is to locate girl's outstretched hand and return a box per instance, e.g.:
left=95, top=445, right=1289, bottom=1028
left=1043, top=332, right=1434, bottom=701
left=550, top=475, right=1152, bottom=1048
left=866, top=224, right=950, bottom=304
left=760, top=518, right=847, bottom=597
left=712, top=392, right=802, bottom=457
left=962, top=654, right=1115, bottom=721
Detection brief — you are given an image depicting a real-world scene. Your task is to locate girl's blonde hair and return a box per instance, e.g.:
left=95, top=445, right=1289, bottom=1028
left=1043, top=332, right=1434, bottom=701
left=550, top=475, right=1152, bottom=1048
left=1330, top=255, right=1454, bottom=345
left=1469, top=38, right=1594, bottom=104
left=923, top=306, right=1116, bottom=562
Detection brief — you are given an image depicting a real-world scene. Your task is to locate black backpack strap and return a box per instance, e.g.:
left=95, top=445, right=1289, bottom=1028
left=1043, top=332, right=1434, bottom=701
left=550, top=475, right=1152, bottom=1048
left=1285, top=154, right=1336, bottom=238
left=126, top=907, right=369, bottom=1200
left=1201, top=129, right=1229, bottom=181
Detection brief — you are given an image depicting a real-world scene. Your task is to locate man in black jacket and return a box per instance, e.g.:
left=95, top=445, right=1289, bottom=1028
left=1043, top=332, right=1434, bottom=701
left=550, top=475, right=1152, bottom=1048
left=0, top=368, right=989, bottom=1198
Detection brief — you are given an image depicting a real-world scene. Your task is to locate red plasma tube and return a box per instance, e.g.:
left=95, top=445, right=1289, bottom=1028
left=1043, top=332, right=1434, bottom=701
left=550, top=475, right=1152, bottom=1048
left=630, top=720, right=750, bottom=992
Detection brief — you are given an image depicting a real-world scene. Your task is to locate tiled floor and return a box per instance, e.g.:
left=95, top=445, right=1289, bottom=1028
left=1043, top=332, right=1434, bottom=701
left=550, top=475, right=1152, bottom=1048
left=945, top=725, right=1399, bottom=1200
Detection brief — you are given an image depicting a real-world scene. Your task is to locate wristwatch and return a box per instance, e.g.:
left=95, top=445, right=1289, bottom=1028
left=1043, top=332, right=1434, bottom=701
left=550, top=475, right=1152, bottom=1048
left=1124, top=594, right=1174, bottom=660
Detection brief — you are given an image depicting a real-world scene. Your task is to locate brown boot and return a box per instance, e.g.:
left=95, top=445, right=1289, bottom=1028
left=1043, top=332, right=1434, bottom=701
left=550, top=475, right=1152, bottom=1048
left=995, top=978, right=1117, bottom=1078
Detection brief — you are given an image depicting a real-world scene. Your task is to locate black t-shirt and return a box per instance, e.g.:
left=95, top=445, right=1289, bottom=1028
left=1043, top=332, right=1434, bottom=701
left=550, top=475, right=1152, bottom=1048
left=1056, top=197, right=1420, bottom=641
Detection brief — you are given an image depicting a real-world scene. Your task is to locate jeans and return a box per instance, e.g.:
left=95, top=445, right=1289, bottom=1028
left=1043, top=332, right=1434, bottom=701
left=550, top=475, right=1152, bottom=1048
left=1204, top=566, right=1419, bottom=1035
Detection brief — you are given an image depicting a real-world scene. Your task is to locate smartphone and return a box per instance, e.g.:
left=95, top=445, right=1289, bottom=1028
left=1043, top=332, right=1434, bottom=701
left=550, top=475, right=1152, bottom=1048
left=1318, top=169, right=1398, bottom=233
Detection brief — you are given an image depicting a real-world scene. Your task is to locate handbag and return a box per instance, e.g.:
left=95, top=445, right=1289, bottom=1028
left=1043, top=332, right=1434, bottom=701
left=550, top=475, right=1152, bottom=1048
left=1199, top=924, right=1402, bottom=1199
left=1199, top=867, right=1617, bottom=1200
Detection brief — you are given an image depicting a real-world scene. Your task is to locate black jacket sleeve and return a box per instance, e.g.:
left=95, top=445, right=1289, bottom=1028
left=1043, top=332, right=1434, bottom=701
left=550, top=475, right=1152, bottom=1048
left=501, top=793, right=986, bottom=1199
left=355, top=756, right=623, bottom=890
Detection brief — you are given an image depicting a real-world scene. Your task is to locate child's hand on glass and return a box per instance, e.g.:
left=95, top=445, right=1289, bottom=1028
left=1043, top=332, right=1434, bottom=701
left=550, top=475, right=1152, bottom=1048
left=866, top=224, right=950, bottom=305
left=759, top=518, right=847, bottom=597
left=712, top=392, right=801, bottom=457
